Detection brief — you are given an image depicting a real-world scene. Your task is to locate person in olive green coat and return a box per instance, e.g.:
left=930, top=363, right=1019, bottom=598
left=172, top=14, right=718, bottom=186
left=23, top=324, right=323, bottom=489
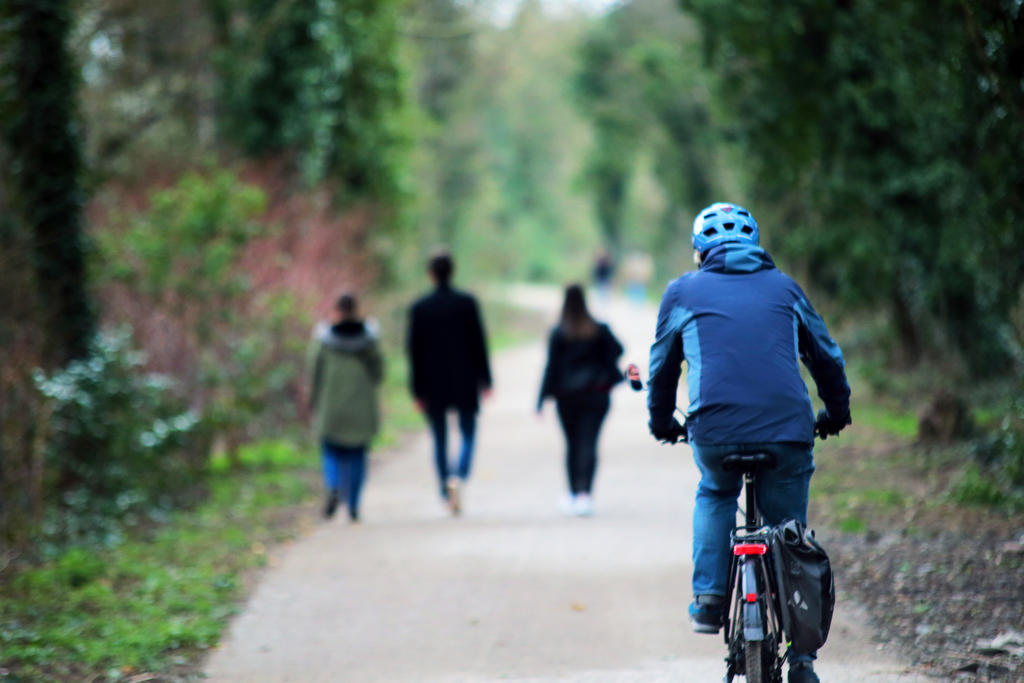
left=309, top=293, right=383, bottom=521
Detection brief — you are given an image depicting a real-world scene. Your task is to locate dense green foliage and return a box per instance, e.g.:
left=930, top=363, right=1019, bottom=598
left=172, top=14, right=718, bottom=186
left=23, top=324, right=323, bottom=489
left=214, top=0, right=409, bottom=200
left=680, top=0, right=1024, bottom=375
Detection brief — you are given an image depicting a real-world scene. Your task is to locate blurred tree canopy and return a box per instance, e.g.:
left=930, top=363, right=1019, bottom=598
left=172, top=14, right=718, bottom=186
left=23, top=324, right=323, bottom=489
left=405, top=0, right=479, bottom=248
left=575, top=0, right=722, bottom=260
left=680, top=0, right=1024, bottom=375
left=405, top=0, right=603, bottom=283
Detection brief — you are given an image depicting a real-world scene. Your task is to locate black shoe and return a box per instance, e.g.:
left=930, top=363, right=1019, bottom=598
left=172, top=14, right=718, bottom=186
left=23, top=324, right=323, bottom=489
left=788, top=661, right=819, bottom=683
left=324, top=490, right=339, bottom=518
left=688, top=594, right=725, bottom=634
left=348, top=509, right=360, bottom=523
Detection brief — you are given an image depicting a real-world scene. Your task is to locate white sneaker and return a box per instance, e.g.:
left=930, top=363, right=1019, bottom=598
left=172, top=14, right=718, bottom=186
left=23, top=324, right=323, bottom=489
left=560, top=494, right=577, bottom=516
left=573, top=494, right=594, bottom=517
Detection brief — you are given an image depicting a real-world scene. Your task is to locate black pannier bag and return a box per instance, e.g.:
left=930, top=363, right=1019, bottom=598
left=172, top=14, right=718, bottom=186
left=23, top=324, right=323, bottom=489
left=769, top=519, right=835, bottom=654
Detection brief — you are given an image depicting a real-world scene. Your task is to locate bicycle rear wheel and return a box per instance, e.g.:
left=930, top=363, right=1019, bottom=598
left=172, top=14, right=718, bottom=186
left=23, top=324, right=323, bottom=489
left=744, top=638, right=764, bottom=682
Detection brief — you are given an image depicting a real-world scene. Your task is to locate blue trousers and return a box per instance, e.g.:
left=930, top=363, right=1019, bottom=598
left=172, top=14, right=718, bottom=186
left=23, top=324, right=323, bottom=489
left=690, top=441, right=814, bottom=595
left=426, top=406, right=476, bottom=498
left=321, top=441, right=367, bottom=514
left=690, top=440, right=816, bottom=661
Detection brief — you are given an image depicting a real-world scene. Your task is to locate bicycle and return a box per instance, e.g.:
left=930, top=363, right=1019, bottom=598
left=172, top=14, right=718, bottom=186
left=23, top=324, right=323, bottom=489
left=625, top=363, right=822, bottom=683
left=723, top=420, right=838, bottom=683
left=721, top=450, right=784, bottom=683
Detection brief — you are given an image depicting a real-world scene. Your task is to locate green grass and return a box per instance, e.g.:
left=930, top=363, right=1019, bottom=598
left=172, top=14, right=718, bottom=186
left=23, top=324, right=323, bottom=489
left=838, top=516, right=867, bottom=534
left=0, top=440, right=315, bottom=682
left=848, top=403, right=918, bottom=438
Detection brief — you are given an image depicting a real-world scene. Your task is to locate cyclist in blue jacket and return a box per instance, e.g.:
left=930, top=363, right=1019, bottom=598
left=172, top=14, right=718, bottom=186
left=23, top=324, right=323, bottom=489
left=646, top=202, right=851, bottom=683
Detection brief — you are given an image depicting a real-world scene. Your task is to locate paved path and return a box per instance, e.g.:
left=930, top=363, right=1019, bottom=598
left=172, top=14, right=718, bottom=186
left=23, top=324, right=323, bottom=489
left=205, top=285, right=925, bottom=682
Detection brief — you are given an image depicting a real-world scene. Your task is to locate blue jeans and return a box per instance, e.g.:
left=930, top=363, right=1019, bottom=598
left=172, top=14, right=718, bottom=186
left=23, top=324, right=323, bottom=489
left=691, top=441, right=816, bottom=661
left=691, top=441, right=814, bottom=594
left=321, top=441, right=367, bottom=514
left=426, top=406, right=476, bottom=498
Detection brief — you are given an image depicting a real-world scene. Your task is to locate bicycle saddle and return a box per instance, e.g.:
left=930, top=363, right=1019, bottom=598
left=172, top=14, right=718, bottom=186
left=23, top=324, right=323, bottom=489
left=721, top=452, right=776, bottom=472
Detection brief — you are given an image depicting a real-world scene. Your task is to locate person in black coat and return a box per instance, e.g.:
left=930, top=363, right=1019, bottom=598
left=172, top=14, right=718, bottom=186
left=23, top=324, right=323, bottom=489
left=537, top=284, right=623, bottom=516
left=407, top=250, right=492, bottom=514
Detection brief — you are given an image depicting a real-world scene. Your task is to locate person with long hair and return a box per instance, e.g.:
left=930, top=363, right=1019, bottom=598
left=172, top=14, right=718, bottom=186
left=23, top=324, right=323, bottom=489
left=537, top=284, right=623, bottom=516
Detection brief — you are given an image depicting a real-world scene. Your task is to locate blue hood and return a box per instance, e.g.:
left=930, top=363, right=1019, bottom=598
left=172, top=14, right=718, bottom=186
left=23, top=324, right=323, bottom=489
left=701, top=242, right=775, bottom=274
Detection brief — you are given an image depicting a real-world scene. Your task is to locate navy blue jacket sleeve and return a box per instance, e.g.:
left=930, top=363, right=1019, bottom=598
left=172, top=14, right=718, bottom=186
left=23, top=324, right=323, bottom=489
left=647, top=283, right=684, bottom=429
left=537, top=329, right=560, bottom=411
left=793, top=294, right=851, bottom=420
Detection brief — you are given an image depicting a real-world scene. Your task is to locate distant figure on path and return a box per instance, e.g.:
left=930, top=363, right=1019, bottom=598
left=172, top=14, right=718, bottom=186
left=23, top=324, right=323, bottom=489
left=407, top=250, right=492, bottom=515
left=308, top=293, right=384, bottom=522
left=537, top=284, right=623, bottom=516
left=592, top=247, right=614, bottom=303
left=622, top=250, right=654, bottom=303
left=646, top=202, right=850, bottom=683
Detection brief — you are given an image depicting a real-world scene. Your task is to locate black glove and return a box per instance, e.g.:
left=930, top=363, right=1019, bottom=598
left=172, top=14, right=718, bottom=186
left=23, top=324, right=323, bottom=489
left=814, top=408, right=851, bottom=439
left=650, top=418, right=688, bottom=444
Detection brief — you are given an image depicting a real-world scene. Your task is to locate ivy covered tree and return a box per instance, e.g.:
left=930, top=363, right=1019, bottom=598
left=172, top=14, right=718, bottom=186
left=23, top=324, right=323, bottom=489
left=0, top=0, right=94, bottom=368
left=212, top=0, right=409, bottom=203
left=0, top=0, right=95, bottom=544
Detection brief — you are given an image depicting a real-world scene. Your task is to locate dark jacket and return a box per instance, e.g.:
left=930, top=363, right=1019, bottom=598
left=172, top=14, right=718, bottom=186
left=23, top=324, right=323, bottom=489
left=647, top=242, right=850, bottom=445
left=407, top=284, right=492, bottom=411
left=309, top=320, right=384, bottom=447
left=538, top=323, right=624, bottom=411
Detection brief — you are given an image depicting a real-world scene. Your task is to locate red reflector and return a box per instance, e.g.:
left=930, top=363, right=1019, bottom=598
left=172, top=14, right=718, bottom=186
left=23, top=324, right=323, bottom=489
left=746, top=592, right=757, bottom=603
left=733, top=543, right=767, bottom=556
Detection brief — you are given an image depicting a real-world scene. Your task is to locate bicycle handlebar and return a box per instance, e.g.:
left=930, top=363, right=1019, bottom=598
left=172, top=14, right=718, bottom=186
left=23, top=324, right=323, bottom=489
left=626, top=363, right=837, bottom=443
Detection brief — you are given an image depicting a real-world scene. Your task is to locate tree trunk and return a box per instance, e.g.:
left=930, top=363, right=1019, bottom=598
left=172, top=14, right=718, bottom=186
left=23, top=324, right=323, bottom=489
left=1, top=0, right=94, bottom=368
left=890, top=285, right=921, bottom=368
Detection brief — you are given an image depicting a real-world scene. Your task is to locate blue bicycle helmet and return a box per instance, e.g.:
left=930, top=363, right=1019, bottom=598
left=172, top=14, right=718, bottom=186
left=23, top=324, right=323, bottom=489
left=691, top=202, right=759, bottom=253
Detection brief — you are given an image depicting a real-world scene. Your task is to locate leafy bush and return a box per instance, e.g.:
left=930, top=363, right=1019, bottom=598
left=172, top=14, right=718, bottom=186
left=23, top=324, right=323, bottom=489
left=97, top=170, right=306, bottom=462
left=33, top=329, right=200, bottom=543
left=953, top=398, right=1024, bottom=511
left=101, top=170, right=266, bottom=304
